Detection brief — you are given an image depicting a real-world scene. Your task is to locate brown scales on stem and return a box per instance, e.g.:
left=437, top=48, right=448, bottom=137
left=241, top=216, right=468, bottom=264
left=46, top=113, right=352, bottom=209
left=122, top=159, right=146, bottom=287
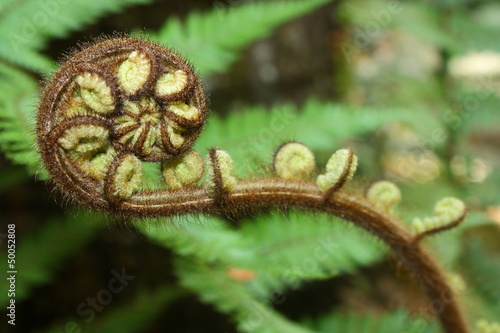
left=36, top=37, right=470, bottom=333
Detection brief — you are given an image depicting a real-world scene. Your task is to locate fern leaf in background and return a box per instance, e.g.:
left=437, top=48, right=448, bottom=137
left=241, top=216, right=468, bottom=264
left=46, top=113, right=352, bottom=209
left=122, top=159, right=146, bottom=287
left=140, top=213, right=386, bottom=291
left=0, top=63, right=45, bottom=176
left=140, top=211, right=386, bottom=328
left=153, top=0, right=330, bottom=76
left=304, top=309, right=440, bottom=333
left=239, top=213, right=386, bottom=298
left=0, top=0, right=155, bottom=72
left=139, top=216, right=252, bottom=264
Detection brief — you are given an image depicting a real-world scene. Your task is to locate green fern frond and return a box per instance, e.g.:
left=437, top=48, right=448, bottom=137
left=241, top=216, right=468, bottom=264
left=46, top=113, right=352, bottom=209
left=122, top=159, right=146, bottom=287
left=0, top=63, right=46, bottom=177
left=138, top=216, right=253, bottom=264
left=304, top=309, right=440, bottom=333
left=176, top=258, right=316, bottom=333
left=153, top=0, right=330, bottom=77
left=140, top=212, right=386, bottom=302
left=240, top=212, right=387, bottom=299
left=0, top=212, right=100, bottom=306
left=0, top=0, right=155, bottom=72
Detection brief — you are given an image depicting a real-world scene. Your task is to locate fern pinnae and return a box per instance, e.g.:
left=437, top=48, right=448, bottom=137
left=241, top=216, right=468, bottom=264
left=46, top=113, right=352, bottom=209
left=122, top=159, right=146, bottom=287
left=305, top=309, right=440, bottom=333
left=138, top=215, right=253, bottom=264
left=241, top=212, right=386, bottom=273
left=236, top=211, right=388, bottom=301
left=0, top=63, right=47, bottom=176
left=0, top=0, right=156, bottom=71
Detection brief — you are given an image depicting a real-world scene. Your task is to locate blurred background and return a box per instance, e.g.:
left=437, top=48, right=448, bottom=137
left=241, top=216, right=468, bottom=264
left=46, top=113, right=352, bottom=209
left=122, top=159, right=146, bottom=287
left=0, top=0, right=499, bottom=332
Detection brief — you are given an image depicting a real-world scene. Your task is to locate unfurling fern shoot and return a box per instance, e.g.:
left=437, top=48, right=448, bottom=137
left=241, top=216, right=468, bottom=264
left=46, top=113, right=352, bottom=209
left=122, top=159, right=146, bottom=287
left=37, top=37, right=470, bottom=333
left=37, top=38, right=206, bottom=212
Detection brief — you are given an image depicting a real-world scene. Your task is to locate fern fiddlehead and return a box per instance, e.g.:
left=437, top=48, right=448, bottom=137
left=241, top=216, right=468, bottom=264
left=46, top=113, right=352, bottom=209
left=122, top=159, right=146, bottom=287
left=36, top=38, right=470, bottom=333
left=37, top=38, right=206, bottom=210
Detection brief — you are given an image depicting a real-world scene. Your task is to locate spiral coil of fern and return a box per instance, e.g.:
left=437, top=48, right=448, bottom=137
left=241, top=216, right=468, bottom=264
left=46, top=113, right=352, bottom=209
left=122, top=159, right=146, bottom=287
left=36, top=37, right=469, bottom=333
left=37, top=38, right=206, bottom=211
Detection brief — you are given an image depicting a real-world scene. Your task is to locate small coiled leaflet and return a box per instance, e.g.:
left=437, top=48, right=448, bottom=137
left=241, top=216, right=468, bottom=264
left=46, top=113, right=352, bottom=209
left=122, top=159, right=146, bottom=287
left=37, top=38, right=207, bottom=211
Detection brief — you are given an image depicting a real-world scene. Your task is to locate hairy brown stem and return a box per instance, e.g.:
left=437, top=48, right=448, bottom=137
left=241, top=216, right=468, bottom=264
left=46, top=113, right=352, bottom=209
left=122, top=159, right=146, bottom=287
left=36, top=38, right=468, bottom=333
left=121, top=179, right=468, bottom=333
